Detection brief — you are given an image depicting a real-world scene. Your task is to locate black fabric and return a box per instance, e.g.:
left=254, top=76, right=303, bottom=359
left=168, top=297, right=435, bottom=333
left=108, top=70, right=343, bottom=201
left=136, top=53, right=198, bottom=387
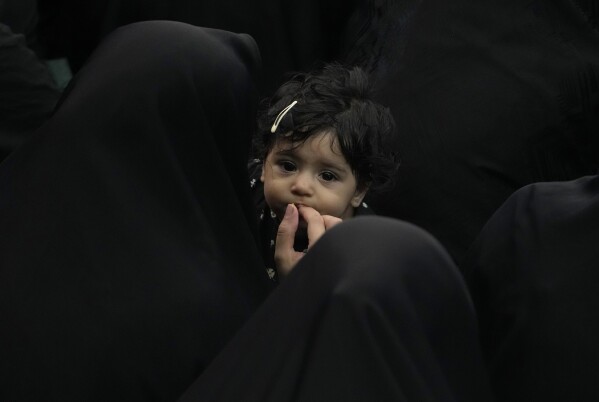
left=36, top=0, right=362, bottom=93
left=0, top=22, right=60, bottom=161
left=0, top=21, right=271, bottom=401
left=347, top=0, right=599, bottom=264
left=9, top=10, right=598, bottom=400
left=98, top=0, right=361, bottom=93
left=464, top=175, right=599, bottom=401
left=0, top=21, right=494, bottom=401
left=0, top=0, right=38, bottom=42
left=178, top=217, right=492, bottom=402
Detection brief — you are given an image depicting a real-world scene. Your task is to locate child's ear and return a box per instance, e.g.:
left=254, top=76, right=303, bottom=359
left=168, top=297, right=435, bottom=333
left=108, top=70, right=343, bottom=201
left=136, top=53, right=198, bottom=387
left=260, top=165, right=265, bottom=182
left=351, top=185, right=369, bottom=208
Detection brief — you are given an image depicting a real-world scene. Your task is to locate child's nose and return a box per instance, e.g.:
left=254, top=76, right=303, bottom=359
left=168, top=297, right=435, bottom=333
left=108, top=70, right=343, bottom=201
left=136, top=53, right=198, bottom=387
left=290, top=172, right=313, bottom=196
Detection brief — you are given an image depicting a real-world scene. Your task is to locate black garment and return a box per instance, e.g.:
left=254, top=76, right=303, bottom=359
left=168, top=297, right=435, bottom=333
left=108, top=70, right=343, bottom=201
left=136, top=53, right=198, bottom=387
left=178, top=217, right=492, bottom=402
left=248, top=158, right=374, bottom=282
left=36, top=0, right=362, bottom=93
left=0, top=0, right=38, bottom=46
left=347, top=0, right=599, bottom=264
left=464, top=175, right=599, bottom=401
left=0, top=21, right=271, bottom=401
left=0, top=23, right=60, bottom=161
left=0, top=20, right=492, bottom=402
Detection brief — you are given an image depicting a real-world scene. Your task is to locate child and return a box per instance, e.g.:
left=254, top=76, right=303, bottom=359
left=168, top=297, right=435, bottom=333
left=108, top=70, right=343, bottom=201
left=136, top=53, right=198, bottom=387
left=249, top=63, right=398, bottom=280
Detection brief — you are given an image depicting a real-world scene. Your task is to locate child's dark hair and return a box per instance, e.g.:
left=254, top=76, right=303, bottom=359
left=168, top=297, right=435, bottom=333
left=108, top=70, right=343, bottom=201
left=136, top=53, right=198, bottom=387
left=254, top=63, right=399, bottom=192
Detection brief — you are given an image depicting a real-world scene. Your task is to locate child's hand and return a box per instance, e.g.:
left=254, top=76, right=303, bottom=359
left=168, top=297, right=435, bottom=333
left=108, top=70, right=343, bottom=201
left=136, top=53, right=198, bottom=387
left=274, top=204, right=341, bottom=278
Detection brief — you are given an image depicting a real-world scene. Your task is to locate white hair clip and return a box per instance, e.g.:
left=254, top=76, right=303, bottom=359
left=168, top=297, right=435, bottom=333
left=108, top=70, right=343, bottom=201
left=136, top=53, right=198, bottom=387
left=270, top=100, right=298, bottom=133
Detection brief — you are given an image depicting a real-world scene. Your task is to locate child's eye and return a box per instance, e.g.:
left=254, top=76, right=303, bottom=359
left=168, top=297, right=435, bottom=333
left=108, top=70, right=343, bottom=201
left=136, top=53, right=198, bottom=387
left=320, top=171, right=338, bottom=182
left=279, top=161, right=296, bottom=172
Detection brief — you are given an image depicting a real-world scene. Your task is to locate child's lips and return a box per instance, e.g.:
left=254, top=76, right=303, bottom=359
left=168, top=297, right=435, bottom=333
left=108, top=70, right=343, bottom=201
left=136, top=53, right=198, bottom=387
left=275, top=203, right=316, bottom=226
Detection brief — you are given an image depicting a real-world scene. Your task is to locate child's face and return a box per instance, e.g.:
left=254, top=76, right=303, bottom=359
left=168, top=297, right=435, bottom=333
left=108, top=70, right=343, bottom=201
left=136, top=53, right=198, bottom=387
left=261, top=131, right=367, bottom=221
